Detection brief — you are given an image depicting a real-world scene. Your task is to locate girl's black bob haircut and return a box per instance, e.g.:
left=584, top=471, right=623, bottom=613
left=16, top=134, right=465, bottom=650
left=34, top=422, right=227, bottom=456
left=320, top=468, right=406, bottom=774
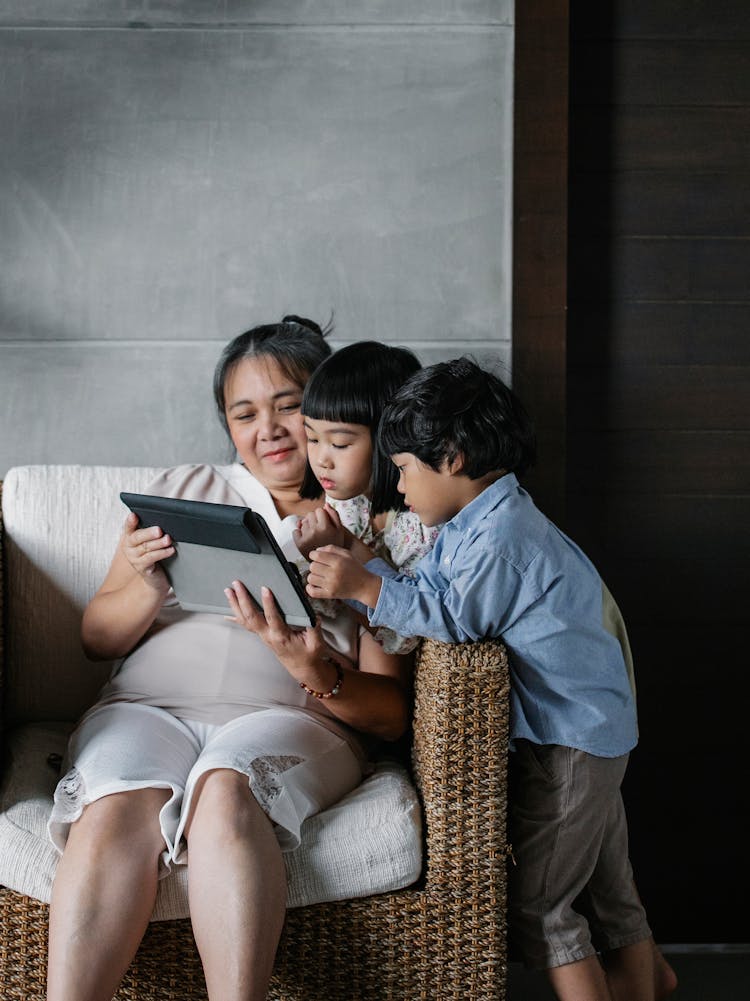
left=378, top=356, right=536, bottom=479
left=300, top=341, right=422, bottom=514
left=213, top=314, right=333, bottom=438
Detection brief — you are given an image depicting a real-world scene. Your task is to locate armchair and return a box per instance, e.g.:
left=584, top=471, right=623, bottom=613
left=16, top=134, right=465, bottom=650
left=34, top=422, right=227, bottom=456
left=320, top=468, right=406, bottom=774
left=0, top=465, right=510, bottom=1000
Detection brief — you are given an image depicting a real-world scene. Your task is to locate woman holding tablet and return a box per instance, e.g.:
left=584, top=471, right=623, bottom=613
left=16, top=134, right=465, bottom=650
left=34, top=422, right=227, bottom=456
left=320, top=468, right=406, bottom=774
left=46, top=317, right=412, bottom=1001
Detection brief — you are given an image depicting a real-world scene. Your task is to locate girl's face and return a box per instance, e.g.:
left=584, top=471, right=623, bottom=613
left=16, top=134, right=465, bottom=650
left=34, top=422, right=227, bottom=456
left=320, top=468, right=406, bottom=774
left=303, top=416, right=373, bottom=500
left=224, top=356, right=310, bottom=494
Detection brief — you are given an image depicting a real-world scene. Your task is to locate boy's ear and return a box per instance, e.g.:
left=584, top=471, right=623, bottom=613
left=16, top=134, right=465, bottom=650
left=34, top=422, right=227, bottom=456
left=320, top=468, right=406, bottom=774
left=447, top=452, right=466, bottom=475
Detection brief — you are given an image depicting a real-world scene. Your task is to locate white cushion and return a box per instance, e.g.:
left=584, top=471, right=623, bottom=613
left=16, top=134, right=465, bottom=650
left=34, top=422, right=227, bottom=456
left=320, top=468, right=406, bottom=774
left=0, top=465, right=423, bottom=914
left=3, top=464, right=163, bottom=724
left=0, top=722, right=422, bottom=916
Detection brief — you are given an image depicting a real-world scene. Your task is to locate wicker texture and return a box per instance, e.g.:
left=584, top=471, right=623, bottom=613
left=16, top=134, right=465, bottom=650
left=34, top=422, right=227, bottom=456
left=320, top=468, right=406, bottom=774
left=0, top=484, right=510, bottom=1000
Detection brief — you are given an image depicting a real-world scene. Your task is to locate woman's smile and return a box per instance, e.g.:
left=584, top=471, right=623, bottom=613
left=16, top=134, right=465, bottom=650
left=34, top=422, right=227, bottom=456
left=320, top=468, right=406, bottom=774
left=263, top=444, right=297, bottom=463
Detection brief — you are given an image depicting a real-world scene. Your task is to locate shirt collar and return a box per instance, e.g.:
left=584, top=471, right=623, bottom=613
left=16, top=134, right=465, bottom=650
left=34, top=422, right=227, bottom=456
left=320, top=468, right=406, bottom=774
left=448, top=471, right=519, bottom=534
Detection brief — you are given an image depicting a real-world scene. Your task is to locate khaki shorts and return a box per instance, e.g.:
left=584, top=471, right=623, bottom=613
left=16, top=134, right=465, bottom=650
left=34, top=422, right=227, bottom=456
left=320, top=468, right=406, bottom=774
left=508, top=741, right=652, bottom=970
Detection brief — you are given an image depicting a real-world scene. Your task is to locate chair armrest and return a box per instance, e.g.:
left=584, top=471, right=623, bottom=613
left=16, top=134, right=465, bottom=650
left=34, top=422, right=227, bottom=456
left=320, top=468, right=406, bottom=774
left=411, top=637, right=510, bottom=888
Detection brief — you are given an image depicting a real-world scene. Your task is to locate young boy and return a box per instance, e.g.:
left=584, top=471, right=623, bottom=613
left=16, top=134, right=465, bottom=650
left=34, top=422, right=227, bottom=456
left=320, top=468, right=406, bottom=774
left=306, top=357, right=675, bottom=1001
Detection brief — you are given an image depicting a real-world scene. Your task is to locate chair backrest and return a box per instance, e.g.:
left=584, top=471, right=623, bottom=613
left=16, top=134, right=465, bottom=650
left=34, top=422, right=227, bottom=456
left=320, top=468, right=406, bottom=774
left=2, top=465, right=163, bottom=725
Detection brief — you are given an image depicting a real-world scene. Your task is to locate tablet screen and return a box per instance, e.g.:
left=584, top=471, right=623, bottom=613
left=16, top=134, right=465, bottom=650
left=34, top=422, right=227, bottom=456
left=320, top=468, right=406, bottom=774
left=120, top=492, right=315, bottom=628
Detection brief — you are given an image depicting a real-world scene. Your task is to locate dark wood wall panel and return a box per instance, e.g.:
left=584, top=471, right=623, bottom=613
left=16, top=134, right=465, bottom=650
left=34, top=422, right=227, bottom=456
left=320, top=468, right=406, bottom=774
left=568, top=302, right=748, bottom=370
left=570, top=237, right=750, bottom=301
left=568, top=303, right=750, bottom=365
left=628, top=630, right=747, bottom=707
left=569, top=364, right=750, bottom=428
left=512, top=0, right=569, bottom=524
left=572, top=41, right=750, bottom=105
left=572, top=1, right=750, bottom=40
left=620, top=745, right=741, bottom=943
left=571, top=107, right=750, bottom=170
left=571, top=495, right=750, bottom=562
left=605, top=560, right=745, bottom=625
left=567, top=0, right=749, bottom=943
left=569, top=430, right=750, bottom=495
left=570, top=174, right=750, bottom=237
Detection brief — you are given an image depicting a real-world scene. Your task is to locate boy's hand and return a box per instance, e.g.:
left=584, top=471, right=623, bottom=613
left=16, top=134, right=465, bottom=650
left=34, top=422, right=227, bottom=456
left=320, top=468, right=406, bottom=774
left=307, top=545, right=383, bottom=608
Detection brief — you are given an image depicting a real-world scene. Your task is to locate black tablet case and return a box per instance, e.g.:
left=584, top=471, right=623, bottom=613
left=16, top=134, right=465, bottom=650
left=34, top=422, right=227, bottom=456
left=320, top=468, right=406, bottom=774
left=120, top=492, right=315, bottom=627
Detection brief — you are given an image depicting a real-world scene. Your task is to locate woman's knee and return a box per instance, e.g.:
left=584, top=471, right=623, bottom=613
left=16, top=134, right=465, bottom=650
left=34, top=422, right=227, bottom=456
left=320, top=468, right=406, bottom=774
left=69, top=787, right=170, bottom=855
left=186, top=768, right=264, bottom=842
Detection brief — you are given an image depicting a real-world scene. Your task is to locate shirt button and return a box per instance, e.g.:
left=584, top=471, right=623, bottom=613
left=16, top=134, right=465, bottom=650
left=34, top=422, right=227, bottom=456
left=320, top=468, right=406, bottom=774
left=443, top=556, right=450, bottom=564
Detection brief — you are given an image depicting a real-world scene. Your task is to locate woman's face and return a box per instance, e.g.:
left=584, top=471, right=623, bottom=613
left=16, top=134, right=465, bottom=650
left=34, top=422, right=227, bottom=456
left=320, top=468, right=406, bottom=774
left=223, top=355, right=310, bottom=494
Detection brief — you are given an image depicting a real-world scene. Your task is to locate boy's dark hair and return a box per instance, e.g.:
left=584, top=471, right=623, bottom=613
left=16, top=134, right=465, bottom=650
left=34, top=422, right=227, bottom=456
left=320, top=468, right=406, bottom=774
left=378, top=356, right=536, bottom=478
left=213, top=315, right=333, bottom=437
left=300, top=341, right=422, bottom=514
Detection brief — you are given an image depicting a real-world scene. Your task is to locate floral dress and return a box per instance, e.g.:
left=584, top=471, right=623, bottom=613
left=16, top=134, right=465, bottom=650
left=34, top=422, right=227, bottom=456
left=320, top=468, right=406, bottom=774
left=326, top=495, right=441, bottom=654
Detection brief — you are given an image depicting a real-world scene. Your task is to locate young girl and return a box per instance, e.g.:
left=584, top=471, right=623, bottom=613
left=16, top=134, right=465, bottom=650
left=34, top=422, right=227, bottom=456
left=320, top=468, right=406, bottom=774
left=293, top=341, right=440, bottom=654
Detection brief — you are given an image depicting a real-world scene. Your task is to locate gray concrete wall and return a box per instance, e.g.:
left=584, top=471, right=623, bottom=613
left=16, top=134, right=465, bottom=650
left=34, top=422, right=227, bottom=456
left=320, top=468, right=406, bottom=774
left=0, top=2, right=515, bottom=477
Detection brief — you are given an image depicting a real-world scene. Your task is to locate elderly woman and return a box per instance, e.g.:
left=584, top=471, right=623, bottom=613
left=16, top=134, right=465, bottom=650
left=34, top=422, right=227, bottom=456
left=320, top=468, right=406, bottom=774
left=46, top=316, right=411, bottom=1001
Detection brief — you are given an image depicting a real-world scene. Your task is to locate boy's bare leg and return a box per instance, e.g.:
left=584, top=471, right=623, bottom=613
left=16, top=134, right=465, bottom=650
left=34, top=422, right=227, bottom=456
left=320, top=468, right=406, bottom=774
left=601, top=937, right=673, bottom=1001
left=547, top=939, right=677, bottom=1001
left=547, top=954, right=614, bottom=1001
left=601, top=938, right=654, bottom=1000
left=651, top=941, right=679, bottom=999
left=623, top=884, right=677, bottom=998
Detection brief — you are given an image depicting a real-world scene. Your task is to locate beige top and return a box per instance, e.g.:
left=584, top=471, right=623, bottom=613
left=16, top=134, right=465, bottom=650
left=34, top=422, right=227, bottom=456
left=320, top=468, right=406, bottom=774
left=95, top=464, right=365, bottom=752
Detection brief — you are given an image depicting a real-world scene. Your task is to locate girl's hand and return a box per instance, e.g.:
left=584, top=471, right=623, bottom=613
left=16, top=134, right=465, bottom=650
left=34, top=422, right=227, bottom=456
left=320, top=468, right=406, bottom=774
left=307, top=545, right=383, bottom=608
left=121, top=512, right=174, bottom=592
left=294, top=504, right=348, bottom=559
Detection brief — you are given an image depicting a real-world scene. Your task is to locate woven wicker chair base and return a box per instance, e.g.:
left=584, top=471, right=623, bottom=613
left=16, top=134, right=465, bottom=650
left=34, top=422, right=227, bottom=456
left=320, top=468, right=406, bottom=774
left=0, top=887, right=506, bottom=1000
left=0, top=633, right=509, bottom=1001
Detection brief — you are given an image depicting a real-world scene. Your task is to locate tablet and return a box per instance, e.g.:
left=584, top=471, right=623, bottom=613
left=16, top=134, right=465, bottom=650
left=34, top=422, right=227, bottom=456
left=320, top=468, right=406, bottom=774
left=120, top=492, right=315, bottom=628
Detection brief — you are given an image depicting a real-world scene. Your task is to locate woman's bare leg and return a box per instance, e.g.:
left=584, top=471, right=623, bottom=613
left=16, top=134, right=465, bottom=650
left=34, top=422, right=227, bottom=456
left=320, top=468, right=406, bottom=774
left=47, top=787, right=170, bottom=1001
left=185, top=769, right=287, bottom=1001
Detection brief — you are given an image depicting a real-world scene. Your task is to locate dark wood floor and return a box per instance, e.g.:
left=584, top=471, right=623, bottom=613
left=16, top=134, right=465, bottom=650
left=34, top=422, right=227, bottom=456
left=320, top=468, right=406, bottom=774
left=508, top=947, right=750, bottom=1000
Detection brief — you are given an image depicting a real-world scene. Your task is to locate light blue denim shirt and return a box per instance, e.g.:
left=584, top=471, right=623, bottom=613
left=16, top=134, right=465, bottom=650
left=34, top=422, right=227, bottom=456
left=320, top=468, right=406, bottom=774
left=366, top=473, right=638, bottom=757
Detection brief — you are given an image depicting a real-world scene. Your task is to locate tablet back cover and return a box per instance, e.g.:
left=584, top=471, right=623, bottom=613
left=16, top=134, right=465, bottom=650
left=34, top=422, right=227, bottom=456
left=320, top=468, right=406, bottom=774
left=120, top=492, right=314, bottom=627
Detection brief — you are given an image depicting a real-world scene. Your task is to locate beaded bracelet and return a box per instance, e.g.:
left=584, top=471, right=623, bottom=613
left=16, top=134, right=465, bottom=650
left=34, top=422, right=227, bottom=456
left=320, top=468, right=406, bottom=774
left=298, top=661, right=344, bottom=700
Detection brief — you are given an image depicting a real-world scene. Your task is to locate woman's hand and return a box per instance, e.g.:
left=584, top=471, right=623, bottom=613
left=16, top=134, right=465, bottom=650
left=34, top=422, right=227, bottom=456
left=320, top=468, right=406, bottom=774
left=121, top=512, right=174, bottom=592
left=225, top=581, right=350, bottom=685
left=226, top=580, right=410, bottom=740
left=293, top=504, right=350, bottom=560
left=81, top=513, right=173, bottom=660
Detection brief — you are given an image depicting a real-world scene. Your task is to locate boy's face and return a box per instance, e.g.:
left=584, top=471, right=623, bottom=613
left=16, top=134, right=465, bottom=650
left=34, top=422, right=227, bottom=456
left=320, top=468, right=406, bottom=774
left=391, top=452, right=465, bottom=527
